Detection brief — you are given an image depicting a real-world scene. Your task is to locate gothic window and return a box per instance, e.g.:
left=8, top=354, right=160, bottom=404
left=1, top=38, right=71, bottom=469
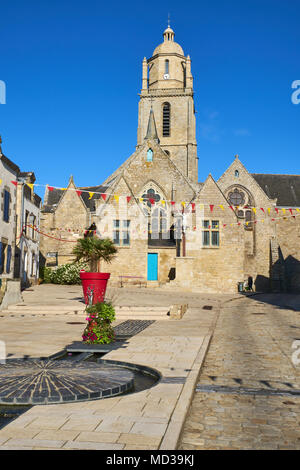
left=147, top=148, right=153, bottom=162
left=165, top=60, right=169, bottom=75
left=162, top=102, right=171, bottom=137
left=235, top=170, right=239, bottom=178
left=141, top=188, right=161, bottom=209
left=228, top=188, right=245, bottom=207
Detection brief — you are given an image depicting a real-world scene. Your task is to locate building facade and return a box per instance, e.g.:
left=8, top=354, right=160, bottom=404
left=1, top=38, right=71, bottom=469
left=40, top=26, right=300, bottom=293
left=0, top=138, right=41, bottom=287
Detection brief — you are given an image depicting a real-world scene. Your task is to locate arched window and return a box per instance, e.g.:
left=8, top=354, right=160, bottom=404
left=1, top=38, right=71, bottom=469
left=147, top=148, right=153, bottom=162
left=235, top=170, right=239, bottom=178
left=165, top=60, right=169, bottom=74
left=162, top=102, right=171, bottom=137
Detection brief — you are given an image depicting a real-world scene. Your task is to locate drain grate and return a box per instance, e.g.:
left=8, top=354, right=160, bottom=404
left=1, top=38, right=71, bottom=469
left=114, top=320, right=155, bottom=339
left=203, top=306, right=213, bottom=310
left=196, top=383, right=300, bottom=397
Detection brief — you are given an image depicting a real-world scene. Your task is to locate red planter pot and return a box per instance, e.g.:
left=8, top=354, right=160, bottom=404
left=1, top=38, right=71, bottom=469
left=80, top=271, right=110, bottom=305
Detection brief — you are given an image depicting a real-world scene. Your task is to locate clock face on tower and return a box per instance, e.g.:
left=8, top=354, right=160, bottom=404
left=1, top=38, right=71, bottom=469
left=163, top=73, right=169, bottom=80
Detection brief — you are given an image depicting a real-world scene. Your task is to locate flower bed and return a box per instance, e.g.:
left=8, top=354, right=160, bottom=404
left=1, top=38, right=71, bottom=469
left=82, top=301, right=116, bottom=344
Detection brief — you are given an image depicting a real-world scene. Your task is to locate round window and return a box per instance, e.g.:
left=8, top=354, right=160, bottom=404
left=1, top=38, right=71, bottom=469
left=228, top=189, right=245, bottom=207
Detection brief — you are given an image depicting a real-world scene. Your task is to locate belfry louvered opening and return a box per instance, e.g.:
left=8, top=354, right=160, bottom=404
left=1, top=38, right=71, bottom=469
left=162, top=102, right=170, bottom=137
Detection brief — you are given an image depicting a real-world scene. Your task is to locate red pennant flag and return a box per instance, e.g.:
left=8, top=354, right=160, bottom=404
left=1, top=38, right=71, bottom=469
left=48, top=186, right=54, bottom=192
left=76, top=190, right=82, bottom=197
left=101, top=194, right=107, bottom=201
left=289, top=208, right=293, bottom=215
left=275, top=208, right=279, bottom=214
left=191, top=203, right=196, bottom=212
left=229, top=205, right=234, bottom=211
left=223, top=224, right=227, bottom=227
left=126, top=196, right=131, bottom=204
left=171, top=201, right=175, bottom=206
left=149, top=198, right=155, bottom=205
left=260, top=208, right=265, bottom=213
left=11, top=180, right=17, bottom=186
left=210, top=204, right=214, bottom=212
left=271, top=218, right=275, bottom=221
left=237, top=223, right=241, bottom=226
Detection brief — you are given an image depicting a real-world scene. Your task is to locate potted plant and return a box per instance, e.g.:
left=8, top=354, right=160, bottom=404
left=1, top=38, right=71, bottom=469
left=72, top=237, right=118, bottom=305
left=82, top=301, right=116, bottom=344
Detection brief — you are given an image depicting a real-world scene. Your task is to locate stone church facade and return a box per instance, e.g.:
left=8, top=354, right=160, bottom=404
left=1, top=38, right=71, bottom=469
left=40, top=26, right=300, bottom=293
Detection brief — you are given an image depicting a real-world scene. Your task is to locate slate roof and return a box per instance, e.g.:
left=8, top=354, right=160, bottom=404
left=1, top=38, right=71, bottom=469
left=252, top=174, right=300, bottom=207
left=0, top=153, right=20, bottom=175
left=42, top=185, right=108, bottom=213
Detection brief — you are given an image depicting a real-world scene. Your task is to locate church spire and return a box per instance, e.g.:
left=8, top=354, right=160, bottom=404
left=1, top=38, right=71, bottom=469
left=144, top=107, right=159, bottom=143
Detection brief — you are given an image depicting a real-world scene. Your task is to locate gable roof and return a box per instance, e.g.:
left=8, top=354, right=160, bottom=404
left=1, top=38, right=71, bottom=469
left=0, top=153, right=20, bottom=175
left=252, top=174, right=300, bottom=207
left=42, top=184, right=109, bottom=213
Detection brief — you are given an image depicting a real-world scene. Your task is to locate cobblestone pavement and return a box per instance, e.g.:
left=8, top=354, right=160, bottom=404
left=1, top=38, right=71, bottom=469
left=179, top=294, right=300, bottom=450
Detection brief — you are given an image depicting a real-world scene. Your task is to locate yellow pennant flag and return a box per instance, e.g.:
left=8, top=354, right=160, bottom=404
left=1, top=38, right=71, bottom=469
left=181, top=202, right=186, bottom=208
left=219, top=204, right=224, bottom=210
left=61, top=188, right=67, bottom=191
left=88, top=192, right=94, bottom=200
left=296, top=208, right=300, bottom=213
left=252, top=208, right=257, bottom=213
left=114, top=195, right=119, bottom=203
left=139, top=197, right=143, bottom=203
left=245, top=222, right=249, bottom=226
left=27, top=183, right=34, bottom=191
left=161, top=200, right=166, bottom=206
left=267, top=208, right=271, bottom=215
left=282, top=208, right=286, bottom=215
left=0, top=179, right=2, bottom=185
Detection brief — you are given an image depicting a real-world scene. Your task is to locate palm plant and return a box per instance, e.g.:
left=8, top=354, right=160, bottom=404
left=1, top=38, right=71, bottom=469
left=72, top=237, right=118, bottom=272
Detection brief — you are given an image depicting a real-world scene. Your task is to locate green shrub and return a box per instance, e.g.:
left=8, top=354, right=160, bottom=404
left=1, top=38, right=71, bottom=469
left=42, top=261, right=89, bottom=285
left=39, top=266, right=53, bottom=283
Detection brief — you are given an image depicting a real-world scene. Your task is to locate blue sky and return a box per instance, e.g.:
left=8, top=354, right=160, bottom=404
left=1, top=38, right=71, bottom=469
left=0, top=0, right=299, bottom=199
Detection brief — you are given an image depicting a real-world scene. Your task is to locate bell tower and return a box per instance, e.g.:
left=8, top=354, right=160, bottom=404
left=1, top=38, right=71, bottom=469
left=137, top=24, right=198, bottom=183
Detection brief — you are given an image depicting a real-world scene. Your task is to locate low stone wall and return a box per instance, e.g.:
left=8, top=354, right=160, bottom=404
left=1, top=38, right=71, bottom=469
left=0, top=279, right=23, bottom=310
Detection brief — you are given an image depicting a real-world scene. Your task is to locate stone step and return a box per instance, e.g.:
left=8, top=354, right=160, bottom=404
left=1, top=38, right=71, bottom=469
left=3, top=304, right=85, bottom=312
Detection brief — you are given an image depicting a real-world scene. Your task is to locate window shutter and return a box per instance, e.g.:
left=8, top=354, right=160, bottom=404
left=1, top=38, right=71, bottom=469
left=0, top=242, right=3, bottom=274
left=6, top=245, right=12, bottom=273
left=3, top=191, right=10, bottom=222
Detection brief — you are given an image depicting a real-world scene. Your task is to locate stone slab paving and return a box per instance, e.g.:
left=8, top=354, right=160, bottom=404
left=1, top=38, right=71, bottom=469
left=179, top=294, right=300, bottom=450
left=0, top=285, right=229, bottom=450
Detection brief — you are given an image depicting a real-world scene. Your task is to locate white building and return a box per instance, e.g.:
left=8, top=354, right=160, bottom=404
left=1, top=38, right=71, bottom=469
left=0, top=139, right=19, bottom=280
left=0, top=137, right=41, bottom=287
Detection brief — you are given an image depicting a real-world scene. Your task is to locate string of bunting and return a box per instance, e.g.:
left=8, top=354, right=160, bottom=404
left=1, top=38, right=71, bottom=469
left=7, top=180, right=300, bottom=215
left=21, top=211, right=300, bottom=243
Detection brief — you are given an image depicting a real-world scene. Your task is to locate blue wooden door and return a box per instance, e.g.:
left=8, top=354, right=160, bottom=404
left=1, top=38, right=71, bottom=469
left=147, top=253, right=158, bottom=281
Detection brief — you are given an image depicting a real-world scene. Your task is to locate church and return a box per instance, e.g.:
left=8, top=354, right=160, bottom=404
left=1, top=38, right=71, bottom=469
left=40, top=25, right=300, bottom=293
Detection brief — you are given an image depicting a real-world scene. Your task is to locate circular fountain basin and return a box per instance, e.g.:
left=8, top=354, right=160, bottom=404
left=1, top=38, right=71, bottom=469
left=0, top=359, right=134, bottom=405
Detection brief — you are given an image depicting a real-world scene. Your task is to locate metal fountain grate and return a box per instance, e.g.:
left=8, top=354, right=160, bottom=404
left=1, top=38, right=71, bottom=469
left=114, top=320, right=155, bottom=339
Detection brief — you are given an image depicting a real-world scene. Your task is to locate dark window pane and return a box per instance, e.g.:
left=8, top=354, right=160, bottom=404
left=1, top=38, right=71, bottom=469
left=202, top=231, right=210, bottom=246
left=113, top=231, right=120, bottom=245
left=212, top=231, right=219, bottom=246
